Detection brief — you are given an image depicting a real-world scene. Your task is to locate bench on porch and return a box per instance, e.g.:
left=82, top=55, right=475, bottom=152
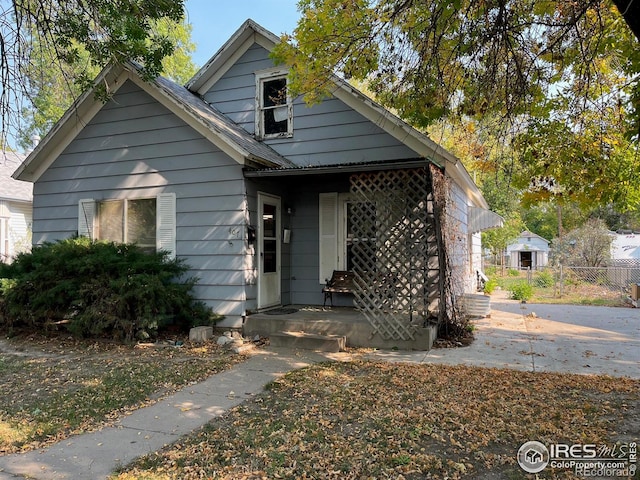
left=322, top=270, right=355, bottom=307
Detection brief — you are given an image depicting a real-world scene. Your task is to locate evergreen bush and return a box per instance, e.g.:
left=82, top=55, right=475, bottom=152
left=0, top=237, right=219, bottom=339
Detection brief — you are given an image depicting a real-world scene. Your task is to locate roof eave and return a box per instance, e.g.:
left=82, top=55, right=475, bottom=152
left=186, top=19, right=280, bottom=94
left=243, top=158, right=430, bottom=178
left=13, top=64, right=126, bottom=183
left=330, top=82, right=488, bottom=209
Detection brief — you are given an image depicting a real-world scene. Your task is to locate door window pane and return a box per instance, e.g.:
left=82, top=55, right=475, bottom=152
left=262, top=203, right=277, bottom=273
left=263, top=204, right=276, bottom=238
left=263, top=239, right=277, bottom=273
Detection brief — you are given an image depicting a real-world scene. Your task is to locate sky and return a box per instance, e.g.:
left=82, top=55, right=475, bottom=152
left=184, top=0, right=302, bottom=68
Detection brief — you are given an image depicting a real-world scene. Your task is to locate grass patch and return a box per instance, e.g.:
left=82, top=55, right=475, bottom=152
left=491, top=273, right=628, bottom=307
left=0, top=334, right=243, bottom=453
left=114, top=361, right=639, bottom=480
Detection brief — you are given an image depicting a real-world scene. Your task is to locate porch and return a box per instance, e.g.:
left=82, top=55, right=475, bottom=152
left=244, top=305, right=438, bottom=351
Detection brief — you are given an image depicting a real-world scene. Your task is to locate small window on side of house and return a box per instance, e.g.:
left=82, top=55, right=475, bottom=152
left=256, top=70, right=292, bottom=139
left=78, top=194, right=175, bottom=259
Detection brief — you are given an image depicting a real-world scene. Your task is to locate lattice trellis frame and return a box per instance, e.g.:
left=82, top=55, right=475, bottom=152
left=348, top=168, right=440, bottom=341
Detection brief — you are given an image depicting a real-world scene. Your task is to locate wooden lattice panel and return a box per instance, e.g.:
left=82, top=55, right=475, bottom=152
left=348, top=168, right=439, bottom=341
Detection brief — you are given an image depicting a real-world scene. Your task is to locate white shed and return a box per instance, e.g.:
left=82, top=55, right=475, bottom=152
left=506, top=231, right=550, bottom=270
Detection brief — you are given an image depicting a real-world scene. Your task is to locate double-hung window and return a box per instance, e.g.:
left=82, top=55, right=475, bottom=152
left=96, top=198, right=156, bottom=251
left=78, top=193, right=176, bottom=258
left=255, top=69, right=292, bottom=139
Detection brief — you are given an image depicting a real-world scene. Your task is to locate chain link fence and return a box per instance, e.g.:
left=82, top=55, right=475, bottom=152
left=485, top=261, right=640, bottom=304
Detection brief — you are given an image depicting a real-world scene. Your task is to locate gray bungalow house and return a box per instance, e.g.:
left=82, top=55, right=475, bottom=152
left=13, top=20, right=502, bottom=348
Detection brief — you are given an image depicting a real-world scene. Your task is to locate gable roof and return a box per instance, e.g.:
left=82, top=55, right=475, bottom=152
left=13, top=62, right=293, bottom=183
left=1, top=152, right=32, bottom=202
left=187, top=19, right=489, bottom=209
left=152, top=74, right=294, bottom=168
left=518, top=231, right=550, bottom=243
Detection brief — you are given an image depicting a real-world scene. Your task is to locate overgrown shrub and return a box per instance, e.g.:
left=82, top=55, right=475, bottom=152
left=508, top=281, right=533, bottom=301
left=0, top=237, right=219, bottom=340
left=533, top=270, right=554, bottom=288
left=508, top=268, right=521, bottom=276
left=483, top=277, right=499, bottom=294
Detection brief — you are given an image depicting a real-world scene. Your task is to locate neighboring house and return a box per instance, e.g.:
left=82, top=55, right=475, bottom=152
left=0, top=152, right=32, bottom=262
left=506, top=231, right=550, bottom=269
left=608, top=231, right=640, bottom=289
left=610, top=231, right=640, bottom=262
left=13, top=20, right=502, bottom=346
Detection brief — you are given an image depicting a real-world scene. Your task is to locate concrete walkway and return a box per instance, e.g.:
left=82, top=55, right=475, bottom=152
left=0, top=294, right=638, bottom=479
left=0, top=348, right=349, bottom=480
left=368, top=292, right=640, bottom=379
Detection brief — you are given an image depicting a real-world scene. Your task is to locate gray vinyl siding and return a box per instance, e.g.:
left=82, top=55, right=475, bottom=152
left=448, top=181, right=470, bottom=295
left=202, top=44, right=272, bottom=131
left=32, top=80, right=249, bottom=326
left=203, top=43, right=421, bottom=167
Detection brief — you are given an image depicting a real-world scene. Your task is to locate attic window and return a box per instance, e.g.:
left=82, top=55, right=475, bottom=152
left=256, top=70, right=292, bottom=139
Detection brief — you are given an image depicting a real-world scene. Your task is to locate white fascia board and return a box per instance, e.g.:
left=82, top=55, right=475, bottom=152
left=186, top=20, right=256, bottom=92
left=447, top=160, right=489, bottom=209
left=194, top=35, right=256, bottom=95
left=187, top=19, right=280, bottom=94
left=13, top=66, right=127, bottom=183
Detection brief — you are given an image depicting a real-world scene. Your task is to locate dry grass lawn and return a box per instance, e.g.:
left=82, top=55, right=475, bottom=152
left=114, top=360, right=639, bottom=480
left=0, top=333, right=244, bottom=454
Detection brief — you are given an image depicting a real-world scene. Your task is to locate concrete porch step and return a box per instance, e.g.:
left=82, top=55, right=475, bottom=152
left=269, top=331, right=346, bottom=353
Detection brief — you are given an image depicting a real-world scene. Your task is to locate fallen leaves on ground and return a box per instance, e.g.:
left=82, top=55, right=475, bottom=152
left=0, top=333, right=243, bottom=453
left=116, top=361, right=639, bottom=479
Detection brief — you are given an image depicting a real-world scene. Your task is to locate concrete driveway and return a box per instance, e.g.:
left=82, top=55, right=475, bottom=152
left=369, top=291, right=640, bottom=378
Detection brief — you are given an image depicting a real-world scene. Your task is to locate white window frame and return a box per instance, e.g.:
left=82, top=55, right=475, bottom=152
left=78, top=193, right=176, bottom=259
left=255, top=68, right=293, bottom=140
left=0, top=201, right=9, bottom=262
left=0, top=217, right=9, bottom=263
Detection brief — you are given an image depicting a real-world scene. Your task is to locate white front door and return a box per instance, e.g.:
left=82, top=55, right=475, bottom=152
left=257, top=193, right=281, bottom=309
